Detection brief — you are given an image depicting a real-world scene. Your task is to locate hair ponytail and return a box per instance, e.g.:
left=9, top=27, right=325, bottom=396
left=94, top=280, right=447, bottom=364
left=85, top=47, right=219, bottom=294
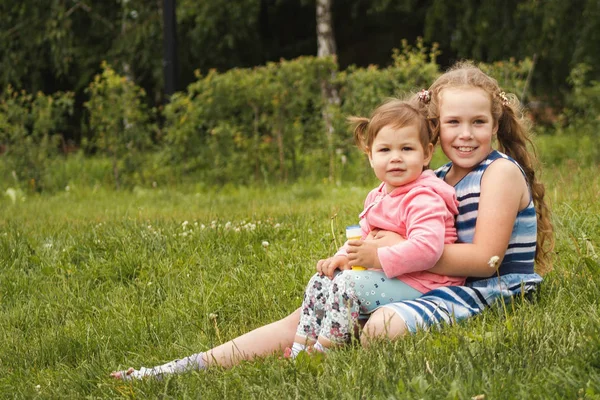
left=497, top=102, right=554, bottom=275
left=348, top=116, right=371, bottom=153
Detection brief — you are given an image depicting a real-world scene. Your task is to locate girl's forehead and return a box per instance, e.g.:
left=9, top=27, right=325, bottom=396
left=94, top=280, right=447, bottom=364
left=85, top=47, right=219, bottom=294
left=439, top=86, right=489, bottom=99
left=439, top=87, right=492, bottom=111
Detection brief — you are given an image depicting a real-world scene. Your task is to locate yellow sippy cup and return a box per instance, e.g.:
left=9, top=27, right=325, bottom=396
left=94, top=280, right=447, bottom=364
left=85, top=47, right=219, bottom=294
left=346, top=225, right=366, bottom=270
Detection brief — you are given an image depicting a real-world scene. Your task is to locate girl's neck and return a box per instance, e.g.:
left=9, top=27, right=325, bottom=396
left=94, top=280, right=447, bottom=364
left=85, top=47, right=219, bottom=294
left=444, top=167, right=469, bottom=186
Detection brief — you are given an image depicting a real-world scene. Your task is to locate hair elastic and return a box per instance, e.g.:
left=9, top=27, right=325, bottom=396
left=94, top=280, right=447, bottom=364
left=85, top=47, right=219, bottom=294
left=418, top=89, right=431, bottom=104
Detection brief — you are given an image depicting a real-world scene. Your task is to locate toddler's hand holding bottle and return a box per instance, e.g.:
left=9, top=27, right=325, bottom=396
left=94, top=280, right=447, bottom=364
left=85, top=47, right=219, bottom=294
left=346, top=225, right=366, bottom=270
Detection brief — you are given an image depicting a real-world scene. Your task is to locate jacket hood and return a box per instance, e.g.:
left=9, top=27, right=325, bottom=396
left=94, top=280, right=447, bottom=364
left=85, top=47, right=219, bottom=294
left=383, top=169, right=459, bottom=214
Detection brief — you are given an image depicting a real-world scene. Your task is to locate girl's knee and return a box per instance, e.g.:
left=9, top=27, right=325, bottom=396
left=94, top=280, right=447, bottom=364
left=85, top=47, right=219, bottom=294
left=361, top=308, right=409, bottom=346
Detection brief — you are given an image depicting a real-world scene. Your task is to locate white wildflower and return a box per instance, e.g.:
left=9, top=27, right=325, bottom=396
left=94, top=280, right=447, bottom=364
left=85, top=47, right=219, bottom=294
left=487, top=256, right=500, bottom=269
left=262, top=241, right=269, bottom=248
left=274, top=223, right=281, bottom=229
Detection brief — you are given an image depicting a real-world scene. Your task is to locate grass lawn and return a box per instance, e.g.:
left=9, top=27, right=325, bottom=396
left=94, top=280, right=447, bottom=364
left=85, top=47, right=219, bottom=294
left=0, top=164, right=599, bottom=399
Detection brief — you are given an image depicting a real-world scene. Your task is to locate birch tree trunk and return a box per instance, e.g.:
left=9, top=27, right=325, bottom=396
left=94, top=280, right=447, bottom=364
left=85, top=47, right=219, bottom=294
left=316, top=0, right=340, bottom=183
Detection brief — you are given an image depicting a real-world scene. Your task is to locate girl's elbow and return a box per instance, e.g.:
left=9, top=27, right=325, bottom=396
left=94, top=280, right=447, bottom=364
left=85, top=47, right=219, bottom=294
left=479, top=254, right=504, bottom=277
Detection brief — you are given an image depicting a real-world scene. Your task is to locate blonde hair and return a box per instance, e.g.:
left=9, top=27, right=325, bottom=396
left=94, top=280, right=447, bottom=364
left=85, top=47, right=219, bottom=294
left=426, top=61, right=554, bottom=274
left=349, top=98, right=431, bottom=157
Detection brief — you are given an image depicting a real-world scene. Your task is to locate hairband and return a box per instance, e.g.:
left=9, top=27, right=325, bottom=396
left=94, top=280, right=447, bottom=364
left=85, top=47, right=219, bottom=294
left=418, top=89, right=431, bottom=104
left=498, top=91, right=509, bottom=106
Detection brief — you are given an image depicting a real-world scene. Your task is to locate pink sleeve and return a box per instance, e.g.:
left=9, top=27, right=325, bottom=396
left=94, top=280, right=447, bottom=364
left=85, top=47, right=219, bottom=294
left=377, top=189, right=449, bottom=278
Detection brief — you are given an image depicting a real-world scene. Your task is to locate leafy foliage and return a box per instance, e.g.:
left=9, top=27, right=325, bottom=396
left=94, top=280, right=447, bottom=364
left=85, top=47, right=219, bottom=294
left=0, top=50, right=544, bottom=190
left=0, top=86, right=73, bottom=191
left=84, top=62, right=156, bottom=189
left=161, top=56, right=336, bottom=185
left=539, top=63, right=600, bottom=164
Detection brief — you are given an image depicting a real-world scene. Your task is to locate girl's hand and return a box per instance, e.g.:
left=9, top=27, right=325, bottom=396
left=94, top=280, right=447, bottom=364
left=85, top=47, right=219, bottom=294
left=365, top=229, right=405, bottom=247
left=346, top=240, right=382, bottom=269
left=316, top=256, right=350, bottom=279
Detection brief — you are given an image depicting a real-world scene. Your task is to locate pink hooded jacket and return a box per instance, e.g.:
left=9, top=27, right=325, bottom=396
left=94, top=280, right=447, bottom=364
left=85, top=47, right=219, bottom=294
left=336, top=169, right=465, bottom=293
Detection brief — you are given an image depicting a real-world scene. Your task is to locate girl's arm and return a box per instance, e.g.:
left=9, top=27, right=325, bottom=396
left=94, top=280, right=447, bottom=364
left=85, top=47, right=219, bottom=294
left=430, top=159, right=530, bottom=277
left=347, top=189, right=449, bottom=276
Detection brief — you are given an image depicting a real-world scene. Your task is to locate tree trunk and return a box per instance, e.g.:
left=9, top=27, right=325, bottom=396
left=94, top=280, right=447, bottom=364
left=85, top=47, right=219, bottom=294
left=316, top=0, right=339, bottom=183
left=316, top=0, right=336, bottom=58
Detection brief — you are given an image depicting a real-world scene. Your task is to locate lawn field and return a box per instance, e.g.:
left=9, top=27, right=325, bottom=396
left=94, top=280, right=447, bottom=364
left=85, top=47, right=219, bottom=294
left=0, top=164, right=599, bottom=399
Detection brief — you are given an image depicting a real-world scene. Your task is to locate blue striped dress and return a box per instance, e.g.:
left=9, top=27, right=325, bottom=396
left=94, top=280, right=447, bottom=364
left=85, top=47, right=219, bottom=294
left=383, top=150, right=543, bottom=332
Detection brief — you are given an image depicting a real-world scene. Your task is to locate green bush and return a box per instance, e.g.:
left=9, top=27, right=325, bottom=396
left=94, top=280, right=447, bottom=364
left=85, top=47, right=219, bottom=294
left=3, top=49, right=585, bottom=191
left=0, top=86, right=74, bottom=192
left=84, top=62, right=157, bottom=189
left=478, top=57, right=535, bottom=99
left=537, top=64, right=600, bottom=165
left=161, top=56, right=336, bottom=185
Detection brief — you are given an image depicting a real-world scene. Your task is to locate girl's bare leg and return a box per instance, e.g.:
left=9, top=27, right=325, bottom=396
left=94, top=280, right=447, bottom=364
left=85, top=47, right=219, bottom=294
left=360, top=307, right=408, bottom=346
left=203, top=308, right=301, bottom=367
left=111, top=308, right=301, bottom=379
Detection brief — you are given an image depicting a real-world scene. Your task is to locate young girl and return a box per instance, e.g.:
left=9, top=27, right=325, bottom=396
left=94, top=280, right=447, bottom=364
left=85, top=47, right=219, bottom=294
left=288, top=98, right=464, bottom=358
left=111, top=62, right=553, bottom=379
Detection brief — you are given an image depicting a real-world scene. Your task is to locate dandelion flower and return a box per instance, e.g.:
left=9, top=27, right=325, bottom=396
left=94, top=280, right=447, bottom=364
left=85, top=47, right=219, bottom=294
left=487, top=256, right=500, bottom=269
left=262, top=241, right=269, bottom=248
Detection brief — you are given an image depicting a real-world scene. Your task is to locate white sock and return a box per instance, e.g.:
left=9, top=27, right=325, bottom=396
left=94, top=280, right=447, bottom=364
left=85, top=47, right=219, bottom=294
left=313, top=342, right=329, bottom=354
left=128, top=352, right=206, bottom=379
left=291, top=342, right=307, bottom=358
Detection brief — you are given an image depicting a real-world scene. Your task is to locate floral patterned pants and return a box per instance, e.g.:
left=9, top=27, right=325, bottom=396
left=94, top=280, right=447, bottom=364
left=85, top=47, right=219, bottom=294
left=296, top=270, right=422, bottom=344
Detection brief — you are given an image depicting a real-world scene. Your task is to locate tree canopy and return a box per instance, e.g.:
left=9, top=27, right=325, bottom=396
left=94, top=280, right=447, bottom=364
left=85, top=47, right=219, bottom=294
left=1, top=0, right=598, bottom=108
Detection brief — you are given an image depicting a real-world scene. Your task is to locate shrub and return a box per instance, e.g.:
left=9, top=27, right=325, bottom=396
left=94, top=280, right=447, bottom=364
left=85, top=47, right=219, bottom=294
left=0, top=86, right=74, bottom=192
left=161, top=56, right=336, bottom=185
left=84, top=62, right=157, bottom=189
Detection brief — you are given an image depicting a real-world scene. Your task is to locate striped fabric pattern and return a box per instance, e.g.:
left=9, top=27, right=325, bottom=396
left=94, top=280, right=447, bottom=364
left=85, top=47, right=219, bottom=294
left=382, top=150, right=543, bottom=332
left=436, top=150, right=537, bottom=278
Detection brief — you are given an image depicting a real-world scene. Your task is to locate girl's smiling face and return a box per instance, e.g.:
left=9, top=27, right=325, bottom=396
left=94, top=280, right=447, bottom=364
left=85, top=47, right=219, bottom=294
left=438, top=87, right=498, bottom=181
left=368, top=123, right=433, bottom=193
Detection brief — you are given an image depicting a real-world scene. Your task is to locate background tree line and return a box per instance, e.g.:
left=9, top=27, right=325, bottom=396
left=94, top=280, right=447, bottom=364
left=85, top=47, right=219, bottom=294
left=2, top=1, right=599, bottom=121
left=1, top=0, right=599, bottom=193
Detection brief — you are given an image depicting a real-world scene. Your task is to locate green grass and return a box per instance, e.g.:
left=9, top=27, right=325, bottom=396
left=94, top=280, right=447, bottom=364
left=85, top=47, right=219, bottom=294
left=0, top=165, right=599, bottom=399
